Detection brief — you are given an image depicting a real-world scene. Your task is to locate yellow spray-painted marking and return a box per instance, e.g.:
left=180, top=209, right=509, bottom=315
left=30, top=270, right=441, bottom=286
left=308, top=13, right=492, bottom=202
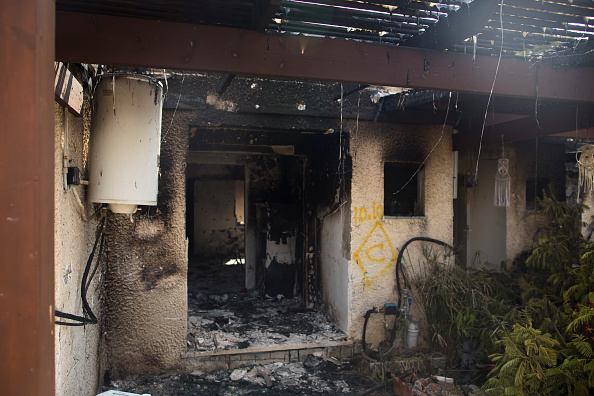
left=353, top=221, right=396, bottom=287
left=365, top=244, right=386, bottom=262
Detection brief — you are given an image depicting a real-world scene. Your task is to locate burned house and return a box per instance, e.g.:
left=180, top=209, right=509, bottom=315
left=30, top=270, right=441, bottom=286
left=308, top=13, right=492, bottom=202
left=2, top=0, right=594, bottom=395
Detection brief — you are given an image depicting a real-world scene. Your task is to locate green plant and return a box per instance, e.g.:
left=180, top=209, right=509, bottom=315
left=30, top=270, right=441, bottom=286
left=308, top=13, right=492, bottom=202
left=484, top=192, right=594, bottom=395
left=410, top=247, right=512, bottom=361
left=484, top=319, right=559, bottom=395
left=523, top=188, right=588, bottom=300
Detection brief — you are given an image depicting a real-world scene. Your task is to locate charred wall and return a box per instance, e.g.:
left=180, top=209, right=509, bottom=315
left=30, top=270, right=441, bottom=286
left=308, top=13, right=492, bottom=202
left=103, top=111, right=190, bottom=378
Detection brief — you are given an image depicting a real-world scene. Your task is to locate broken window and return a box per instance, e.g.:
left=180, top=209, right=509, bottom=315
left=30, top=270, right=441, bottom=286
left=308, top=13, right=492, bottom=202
left=526, top=178, right=548, bottom=211
left=384, top=162, right=424, bottom=217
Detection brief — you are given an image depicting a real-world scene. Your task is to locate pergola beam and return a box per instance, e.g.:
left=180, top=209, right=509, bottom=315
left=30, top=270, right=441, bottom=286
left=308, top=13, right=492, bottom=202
left=55, top=11, right=594, bottom=103
left=0, top=1, right=55, bottom=395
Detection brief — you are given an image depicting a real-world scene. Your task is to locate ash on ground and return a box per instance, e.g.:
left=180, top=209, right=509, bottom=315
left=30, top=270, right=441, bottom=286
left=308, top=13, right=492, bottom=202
left=187, top=259, right=346, bottom=351
left=104, top=359, right=485, bottom=396
left=105, top=359, right=379, bottom=395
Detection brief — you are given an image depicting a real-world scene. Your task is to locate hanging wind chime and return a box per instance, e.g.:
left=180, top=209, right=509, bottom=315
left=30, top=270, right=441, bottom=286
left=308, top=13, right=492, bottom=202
left=577, top=144, right=594, bottom=200
left=494, top=135, right=510, bottom=207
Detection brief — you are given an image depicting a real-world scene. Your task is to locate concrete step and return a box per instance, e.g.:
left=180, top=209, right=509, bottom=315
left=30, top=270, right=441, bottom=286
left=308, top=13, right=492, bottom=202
left=183, top=340, right=358, bottom=371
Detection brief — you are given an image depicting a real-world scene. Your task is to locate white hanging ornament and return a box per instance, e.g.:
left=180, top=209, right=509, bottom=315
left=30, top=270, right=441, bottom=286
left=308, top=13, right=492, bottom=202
left=494, top=158, right=511, bottom=207
left=494, top=136, right=510, bottom=207
left=577, top=144, right=594, bottom=199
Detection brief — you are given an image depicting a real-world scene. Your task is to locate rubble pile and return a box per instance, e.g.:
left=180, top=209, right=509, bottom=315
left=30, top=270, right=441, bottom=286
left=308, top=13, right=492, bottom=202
left=187, top=261, right=345, bottom=352
left=104, top=354, right=487, bottom=396
left=104, top=358, right=380, bottom=395
left=391, top=373, right=485, bottom=396
left=187, top=293, right=346, bottom=351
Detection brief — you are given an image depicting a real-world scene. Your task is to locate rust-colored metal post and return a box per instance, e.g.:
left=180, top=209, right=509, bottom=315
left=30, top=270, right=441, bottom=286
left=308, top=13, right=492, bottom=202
left=0, top=1, right=55, bottom=395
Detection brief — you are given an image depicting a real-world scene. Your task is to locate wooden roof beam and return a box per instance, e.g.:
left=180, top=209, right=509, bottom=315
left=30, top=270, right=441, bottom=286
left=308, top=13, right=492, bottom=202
left=55, top=11, right=594, bottom=103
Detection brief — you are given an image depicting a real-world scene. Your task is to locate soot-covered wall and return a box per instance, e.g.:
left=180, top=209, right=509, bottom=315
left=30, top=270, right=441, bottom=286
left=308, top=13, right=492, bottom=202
left=103, top=111, right=190, bottom=378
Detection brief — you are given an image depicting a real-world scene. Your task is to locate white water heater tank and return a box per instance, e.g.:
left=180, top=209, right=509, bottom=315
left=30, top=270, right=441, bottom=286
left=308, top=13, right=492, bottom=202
left=88, top=74, right=163, bottom=214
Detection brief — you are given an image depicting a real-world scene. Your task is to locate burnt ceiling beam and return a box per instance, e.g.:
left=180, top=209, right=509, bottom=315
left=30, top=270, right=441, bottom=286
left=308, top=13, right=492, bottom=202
left=492, top=103, right=594, bottom=141
left=253, top=0, right=282, bottom=30
left=506, top=0, right=594, bottom=18
left=383, top=90, right=451, bottom=111
left=454, top=103, right=594, bottom=149
left=55, top=11, right=594, bottom=103
left=216, top=74, right=236, bottom=95
left=404, top=0, right=501, bottom=50
left=332, top=84, right=371, bottom=101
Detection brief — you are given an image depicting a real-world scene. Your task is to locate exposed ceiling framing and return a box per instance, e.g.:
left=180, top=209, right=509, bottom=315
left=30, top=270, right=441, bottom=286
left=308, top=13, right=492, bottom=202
left=56, top=11, right=594, bottom=103
left=55, top=0, right=594, bottom=142
left=57, top=0, right=594, bottom=61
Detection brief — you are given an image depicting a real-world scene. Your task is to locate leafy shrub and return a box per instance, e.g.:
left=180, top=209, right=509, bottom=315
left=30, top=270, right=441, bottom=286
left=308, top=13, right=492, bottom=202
left=484, top=191, right=594, bottom=395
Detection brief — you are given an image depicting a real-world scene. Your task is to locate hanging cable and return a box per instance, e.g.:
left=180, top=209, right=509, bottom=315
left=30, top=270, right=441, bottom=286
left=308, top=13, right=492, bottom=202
left=392, top=92, right=452, bottom=197
left=162, top=74, right=185, bottom=143
left=55, top=216, right=106, bottom=326
left=474, top=0, right=505, bottom=179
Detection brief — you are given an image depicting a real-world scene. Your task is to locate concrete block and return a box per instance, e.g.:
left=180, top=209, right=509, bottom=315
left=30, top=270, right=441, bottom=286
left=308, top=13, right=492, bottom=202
left=341, top=345, right=354, bottom=358
left=326, top=346, right=341, bottom=358
left=253, top=352, right=271, bottom=360
left=269, top=351, right=289, bottom=361
left=229, top=360, right=244, bottom=370
left=353, top=342, right=363, bottom=355
left=257, top=359, right=277, bottom=365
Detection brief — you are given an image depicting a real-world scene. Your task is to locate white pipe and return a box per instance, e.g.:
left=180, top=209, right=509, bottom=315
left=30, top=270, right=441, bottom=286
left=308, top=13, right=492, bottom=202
left=72, top=188, right=88, bottom=222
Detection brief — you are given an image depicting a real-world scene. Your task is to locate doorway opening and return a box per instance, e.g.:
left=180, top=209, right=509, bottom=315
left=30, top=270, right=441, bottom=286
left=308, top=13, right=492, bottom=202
left=185, top=127, right=347, bottom=353
left=186, top=164, right=246, bottom=295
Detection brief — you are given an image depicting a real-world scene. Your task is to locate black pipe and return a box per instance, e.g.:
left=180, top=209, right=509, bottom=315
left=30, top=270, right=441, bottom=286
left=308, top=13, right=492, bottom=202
left=362, top=307, right=384, bottom=355
left=55, top=216, right=106, bottom=326
left=395, top=237, right=456, bottom=308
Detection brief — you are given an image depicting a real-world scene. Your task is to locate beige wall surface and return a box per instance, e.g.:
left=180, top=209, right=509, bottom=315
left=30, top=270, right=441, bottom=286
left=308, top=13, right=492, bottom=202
left=54, top=102, right=103, bottom=396
left=347, top=120, right=454, bottom=344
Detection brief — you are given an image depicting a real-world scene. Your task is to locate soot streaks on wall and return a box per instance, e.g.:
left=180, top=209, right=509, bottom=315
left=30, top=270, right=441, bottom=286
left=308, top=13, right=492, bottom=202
left=348, top=120, right=454, bottom=345
left=103, top=111, right=190, bottom=378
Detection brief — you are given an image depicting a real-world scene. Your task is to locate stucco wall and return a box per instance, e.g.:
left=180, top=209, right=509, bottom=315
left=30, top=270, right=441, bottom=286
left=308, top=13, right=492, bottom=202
left=491, top=141, right=563, bottom=264
left=320, top=206, right=350, bottom=332
left=103, top=110, right=190, bottom=378
left=54, top=102, right=103, bottom=396
left=348, top=120, right=454, bottom=343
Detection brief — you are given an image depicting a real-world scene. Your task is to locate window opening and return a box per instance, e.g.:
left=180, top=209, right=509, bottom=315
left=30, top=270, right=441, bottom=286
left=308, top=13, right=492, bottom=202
left=384, top=163, right=424, bottom=217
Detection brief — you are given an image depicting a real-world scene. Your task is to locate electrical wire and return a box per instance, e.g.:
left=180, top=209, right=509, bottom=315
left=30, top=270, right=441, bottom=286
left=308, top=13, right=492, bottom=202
left=392, top=91, right=452, bottom=198
left=474, top=0, right=504, bottom=179
left=161, top=75, right=185, bottom=142
left=55, top=216, right=106, bottom=326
